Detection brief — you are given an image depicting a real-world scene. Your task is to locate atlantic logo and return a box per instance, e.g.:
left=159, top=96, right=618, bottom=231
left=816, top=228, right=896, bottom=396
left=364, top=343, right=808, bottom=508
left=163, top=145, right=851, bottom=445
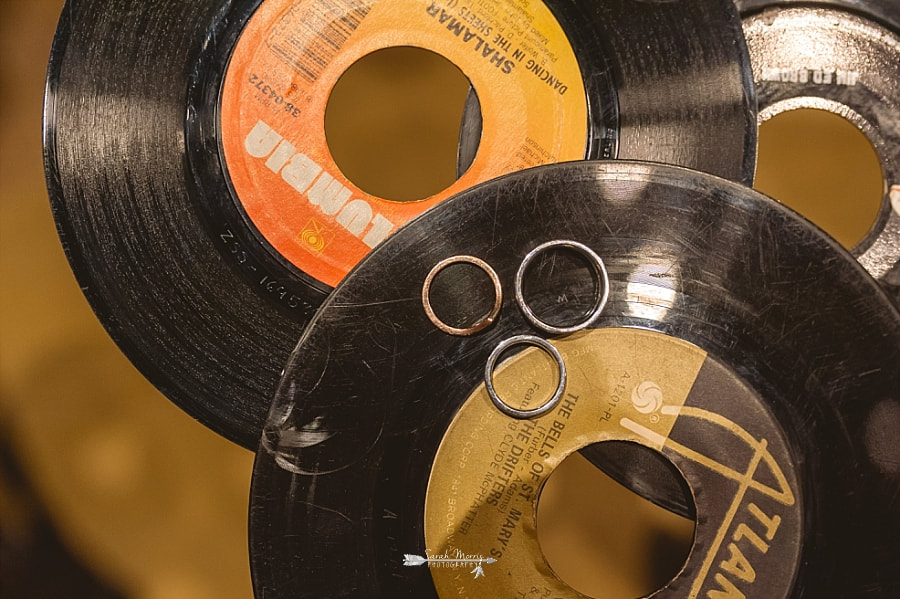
left=243, top=120, right=396, bottom=249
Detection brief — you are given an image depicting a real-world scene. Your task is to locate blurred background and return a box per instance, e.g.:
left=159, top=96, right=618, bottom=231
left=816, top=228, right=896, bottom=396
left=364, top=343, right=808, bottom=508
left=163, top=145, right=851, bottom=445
left=0, top=1, right=885, bottom=598
left=1, top=2, right=254, bottom=598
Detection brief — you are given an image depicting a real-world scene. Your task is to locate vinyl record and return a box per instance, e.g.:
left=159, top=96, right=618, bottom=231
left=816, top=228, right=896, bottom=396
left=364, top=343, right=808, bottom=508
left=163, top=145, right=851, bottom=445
left=738, top=0, right=900, bottom=303
left=594, top=0, right=900, bottom=524
left=43, top=0, right=757, bottom=448
left=249, top=161, right=900, bottom=598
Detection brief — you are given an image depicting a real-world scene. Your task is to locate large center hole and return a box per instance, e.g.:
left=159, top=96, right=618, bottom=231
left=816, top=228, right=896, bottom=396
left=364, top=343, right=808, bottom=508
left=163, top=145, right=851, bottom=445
left=324, top=46, right=477, bottom=202
left=537, top=441, right=695, bottom=598
left=755, top=108, right=884, bottom=249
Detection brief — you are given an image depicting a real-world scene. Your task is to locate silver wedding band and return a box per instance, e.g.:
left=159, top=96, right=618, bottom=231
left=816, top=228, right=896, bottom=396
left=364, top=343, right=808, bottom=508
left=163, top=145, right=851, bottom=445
left=484, top=335, right=567, bottom=419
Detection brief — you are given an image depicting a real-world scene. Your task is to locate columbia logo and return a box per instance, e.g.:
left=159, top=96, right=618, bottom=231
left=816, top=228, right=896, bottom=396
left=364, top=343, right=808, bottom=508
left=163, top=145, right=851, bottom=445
left=299, top=218, right=333, bottom=253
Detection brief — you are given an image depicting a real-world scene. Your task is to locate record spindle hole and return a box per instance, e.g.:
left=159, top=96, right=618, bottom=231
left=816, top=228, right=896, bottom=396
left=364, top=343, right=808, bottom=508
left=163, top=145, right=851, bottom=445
left=536, top=441, right=695, bottom=598
left=518, top=243, right=603, bottom=331
left=755, top=107, right=884, bottom=250
left=324, top=46, right=478, bottom=203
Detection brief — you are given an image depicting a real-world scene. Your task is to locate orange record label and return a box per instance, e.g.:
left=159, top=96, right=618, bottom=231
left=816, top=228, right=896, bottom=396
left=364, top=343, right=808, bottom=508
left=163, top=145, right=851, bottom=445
left=220, top=0, right=588, bottom=287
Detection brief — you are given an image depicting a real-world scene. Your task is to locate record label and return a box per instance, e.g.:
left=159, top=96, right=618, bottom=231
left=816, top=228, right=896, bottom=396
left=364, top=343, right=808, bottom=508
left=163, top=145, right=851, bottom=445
left=220, top=0, right=587, bottom=286
left=425, top=328, right=801, bottom=598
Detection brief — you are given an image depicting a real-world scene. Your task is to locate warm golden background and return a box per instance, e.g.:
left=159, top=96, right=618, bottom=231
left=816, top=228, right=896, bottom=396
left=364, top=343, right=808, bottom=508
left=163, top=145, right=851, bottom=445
left=1, top=2, right=255, bottom=598
left=0, top=1, right=884, bottom=598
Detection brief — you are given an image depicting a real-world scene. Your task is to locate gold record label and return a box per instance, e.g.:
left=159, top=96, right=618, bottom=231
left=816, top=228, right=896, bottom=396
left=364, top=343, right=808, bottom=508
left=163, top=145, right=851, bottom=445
left=423, top=328, right=800, bottom=598
left=425, top=328, right=705, bottom=596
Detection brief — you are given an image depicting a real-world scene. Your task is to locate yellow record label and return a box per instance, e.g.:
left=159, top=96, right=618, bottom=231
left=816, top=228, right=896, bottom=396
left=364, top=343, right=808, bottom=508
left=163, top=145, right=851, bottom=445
left=424, top=328, right=707, bottom=597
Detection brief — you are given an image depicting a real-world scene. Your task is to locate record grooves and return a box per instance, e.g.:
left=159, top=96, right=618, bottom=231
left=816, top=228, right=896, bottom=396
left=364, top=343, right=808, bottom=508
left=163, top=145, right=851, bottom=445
left=249, top=162, right=900, bottom=598
left=43, top=0, right=757, bottom=448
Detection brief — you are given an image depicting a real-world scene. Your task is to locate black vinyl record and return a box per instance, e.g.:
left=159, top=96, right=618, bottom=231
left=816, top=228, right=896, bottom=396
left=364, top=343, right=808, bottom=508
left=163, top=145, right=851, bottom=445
left=43, top=0, right=757, bottom=448
left=249, top=161, right=900, bottom=598
left=738, top=0, right=900, bottom=303
left=596, top=0, right=900, bottom=524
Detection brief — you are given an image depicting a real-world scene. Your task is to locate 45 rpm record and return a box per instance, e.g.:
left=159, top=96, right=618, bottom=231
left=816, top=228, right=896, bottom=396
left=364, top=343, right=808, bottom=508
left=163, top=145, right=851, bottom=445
left=249, top=161, right=900, bottom=598
left=738, top=0, right=900, bottom=303
left=595, top=0, right=900, bottom=526
left=43, top=0, right=756, bottom=447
